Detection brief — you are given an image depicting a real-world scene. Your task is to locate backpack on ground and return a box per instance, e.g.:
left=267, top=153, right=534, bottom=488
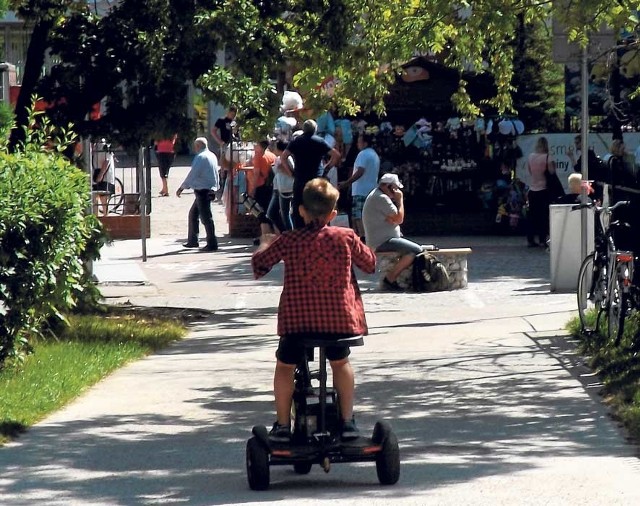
left=411, top=252, right=450, bottom=292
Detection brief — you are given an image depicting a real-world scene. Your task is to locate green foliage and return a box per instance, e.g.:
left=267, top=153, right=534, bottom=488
left=197, top=0, right=639, bottom=122
left=33, top=0, right=219, bottom=149
left=0, top=310, right=186, bottom=442
left=11, top=0, right=640, bottom=141
left=58, top=312, right=187, bottom=349
left=512, top=17, right=565, bottom=131
left=198, top=66, right=280, bottom=139
left=0, top=100, right=104, bottom=368
left=0, top=101, right=15, bottom=146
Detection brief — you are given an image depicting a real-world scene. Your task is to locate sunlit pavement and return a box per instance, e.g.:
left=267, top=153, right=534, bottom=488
left=1, top=165, right=639, bottom=505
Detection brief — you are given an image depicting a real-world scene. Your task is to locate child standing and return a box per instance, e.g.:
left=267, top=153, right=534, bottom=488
left=252, top=178, right=376, bottom=442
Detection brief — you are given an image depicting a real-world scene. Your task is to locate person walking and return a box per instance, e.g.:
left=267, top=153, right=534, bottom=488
left=608, top=139, right=634, bottom=186
left=211, top=105, right=237, bottom=159
left=266, top=140, right=295, bottom=232
left=92, top=139, right=116, bottom=216
left=155, top=134, right=177, bottom=197
left=211, top=106, right=237, bottom=197
left=176, top=137, right=220, bottom=252
left=338, top=132, right=380, bottom=239
left=247, top=140, right=277, bottom=213
left=280, top=119, right=341, bottom=228
left=526, top=136, right=555, bottom=248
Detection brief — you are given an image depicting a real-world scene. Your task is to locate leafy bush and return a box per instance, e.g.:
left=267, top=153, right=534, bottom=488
left=0, top=102, right=14, bottom=145
left=0, top=146, right=102, bottom=368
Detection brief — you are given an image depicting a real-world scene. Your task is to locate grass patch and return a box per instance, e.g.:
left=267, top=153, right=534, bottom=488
left=569, top=310, right=640, bottom=443
left=0, top=306, right=191, bottom=444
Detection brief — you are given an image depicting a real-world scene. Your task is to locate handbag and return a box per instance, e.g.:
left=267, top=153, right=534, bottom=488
left=543, top=155, right=565, bottom=200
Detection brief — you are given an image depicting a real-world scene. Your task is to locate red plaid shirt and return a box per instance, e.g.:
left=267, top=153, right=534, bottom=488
left=252, top=224, right=376, bottom=336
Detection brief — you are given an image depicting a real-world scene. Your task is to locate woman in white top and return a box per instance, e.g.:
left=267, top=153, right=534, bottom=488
left=266, top=140, right=295, bottom=232
left=526, top=136, right=556, bottom=247
left=92, top=139, right=116, bottom=215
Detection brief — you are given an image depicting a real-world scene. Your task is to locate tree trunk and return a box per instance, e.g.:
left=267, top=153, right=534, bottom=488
left=8, top=19, right=54, bottom=152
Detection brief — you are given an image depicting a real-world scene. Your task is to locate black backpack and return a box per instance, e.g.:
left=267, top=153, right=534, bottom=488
left=411, top=252, right=451, bottom=292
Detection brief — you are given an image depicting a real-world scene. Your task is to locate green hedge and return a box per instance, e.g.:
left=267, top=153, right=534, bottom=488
left=0, top=150, right=102, bottom=367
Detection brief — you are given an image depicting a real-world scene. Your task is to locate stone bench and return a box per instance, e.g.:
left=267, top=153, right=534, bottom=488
left=376, top=247, right=472, bottom=290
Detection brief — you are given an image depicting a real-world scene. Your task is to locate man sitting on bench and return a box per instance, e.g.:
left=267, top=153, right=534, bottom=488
left=362, top=173, right=423, bottom=291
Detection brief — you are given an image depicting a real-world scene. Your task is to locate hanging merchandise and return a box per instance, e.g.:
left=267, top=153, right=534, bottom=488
left=281, top=91, right=303, bottom=112
left=335, top=119, right=353, bottom=145
left=497, top=118, right=516, bottom=136
left=512, top=119, right=525, bottom=135
left=316, top=110, right=336, bottom=136
left=277, top=116, right=297, bottom=129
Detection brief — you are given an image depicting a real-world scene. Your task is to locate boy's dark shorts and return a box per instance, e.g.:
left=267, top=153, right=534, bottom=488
left=276, top=333, right=353, bottom=365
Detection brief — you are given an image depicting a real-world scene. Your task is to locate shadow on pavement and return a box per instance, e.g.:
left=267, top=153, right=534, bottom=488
left=0, top=326, right=627, bottom=505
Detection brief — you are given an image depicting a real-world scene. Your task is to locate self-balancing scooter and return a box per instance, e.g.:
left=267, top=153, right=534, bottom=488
left=246, top=335, right=400, bottom=490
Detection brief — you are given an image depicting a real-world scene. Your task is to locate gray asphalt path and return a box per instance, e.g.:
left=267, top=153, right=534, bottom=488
left=1, top=165, right=639, bottom=505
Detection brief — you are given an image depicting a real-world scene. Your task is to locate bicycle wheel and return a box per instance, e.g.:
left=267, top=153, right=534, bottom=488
left=608, top=272, right=627, bottom=346
left=109, top=177, right=125, bottom=214
left=577, top=253, right=605, bottom=334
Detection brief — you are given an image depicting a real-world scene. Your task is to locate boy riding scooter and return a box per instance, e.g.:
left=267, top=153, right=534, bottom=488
left=251, top=177, right=376, bottom=442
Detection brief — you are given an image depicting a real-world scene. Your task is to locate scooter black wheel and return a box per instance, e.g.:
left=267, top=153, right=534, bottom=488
left=373, top=422, right=400, bottom=485
left=246, top=437, right=270, bottom=490
left=293, top=462, right=313, bottom=474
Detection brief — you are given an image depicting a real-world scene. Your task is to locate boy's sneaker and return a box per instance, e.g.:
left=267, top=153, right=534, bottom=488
left=341, top=417, right=360, bottom=441
left=269, top=422, right=291, bottom=443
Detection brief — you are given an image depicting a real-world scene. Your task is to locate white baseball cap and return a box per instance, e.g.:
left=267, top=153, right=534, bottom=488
left=379, top=173, right=403, bottom=188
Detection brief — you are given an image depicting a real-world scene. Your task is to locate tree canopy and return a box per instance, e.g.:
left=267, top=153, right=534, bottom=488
left=8, top=0, right=640, bottom=147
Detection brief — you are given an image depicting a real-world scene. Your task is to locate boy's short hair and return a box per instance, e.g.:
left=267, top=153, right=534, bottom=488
left=302, top=178, right=339, bottom=219
left=276, top=140, right=288, bottom=151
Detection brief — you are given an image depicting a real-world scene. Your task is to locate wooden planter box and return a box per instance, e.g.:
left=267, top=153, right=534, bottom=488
left=98, top=215, right=150, bottom=240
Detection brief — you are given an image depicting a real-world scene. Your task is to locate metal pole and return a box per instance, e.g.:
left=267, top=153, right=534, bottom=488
left=84, top=137, right=94, bottom=278
left=138, top=146, right=147, bottom=262
left=580, top=43, right=589, bottom=262
left=84, top=137, right=93, bottom=214
left=144, top=146, right=152, bottom=214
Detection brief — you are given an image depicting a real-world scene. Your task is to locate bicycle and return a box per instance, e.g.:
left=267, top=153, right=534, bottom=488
left=575, top=200, right=631, bottom=341
left=609, top=247, right=634, bottom=345
left=107, top=176, right=125, bottom=214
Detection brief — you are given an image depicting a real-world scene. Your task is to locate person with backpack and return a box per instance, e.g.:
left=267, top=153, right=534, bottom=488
left=362, top=173, right=423, bottom=291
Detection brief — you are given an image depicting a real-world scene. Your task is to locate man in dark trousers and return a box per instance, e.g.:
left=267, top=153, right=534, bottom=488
left=176, top=137, right=220, bottom=252
left=281, top=119, right=341, bottom=228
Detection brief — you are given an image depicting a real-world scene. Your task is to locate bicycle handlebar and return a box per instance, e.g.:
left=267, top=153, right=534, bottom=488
left=571, top=200, right=631, bottom=213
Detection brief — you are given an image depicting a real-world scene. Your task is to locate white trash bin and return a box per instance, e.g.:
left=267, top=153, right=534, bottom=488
left=549, top=204, right=594, bottom=292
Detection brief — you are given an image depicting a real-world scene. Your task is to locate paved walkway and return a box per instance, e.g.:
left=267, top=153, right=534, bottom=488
left=1, top=165, right=640, bottom=505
